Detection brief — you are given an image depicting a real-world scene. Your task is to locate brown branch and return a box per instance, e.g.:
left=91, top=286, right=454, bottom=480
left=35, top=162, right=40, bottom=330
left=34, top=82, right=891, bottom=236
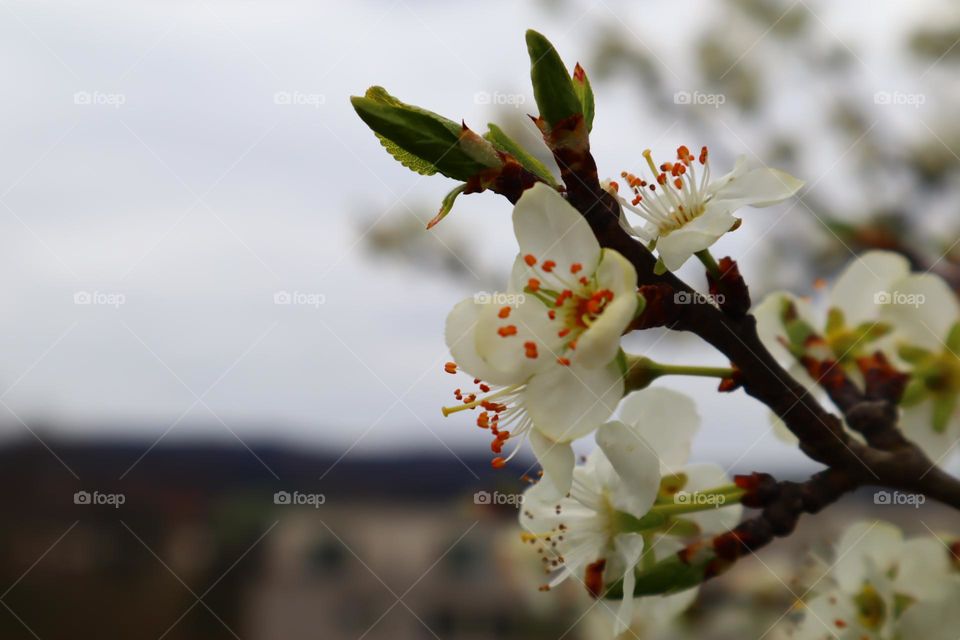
left=536, top=136, right=960, bottom=511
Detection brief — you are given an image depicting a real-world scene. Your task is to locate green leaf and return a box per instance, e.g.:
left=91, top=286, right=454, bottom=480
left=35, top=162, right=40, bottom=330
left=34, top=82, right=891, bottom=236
left=351, top=87, right=500, bottom=181
left=825, top=307, right=846, bottom=335
left=484, top=124, right=558, bottom=187
left=603, top=552, right=714, bottom=598
left=931, top=393, right=957, bottom=434
left=426, top=184, right=466, bottom=229
left=373, top=134, right=438, bottom=176
left=572, top=63, right=595, bottom=132
left=899, top=376, right=928, bottom=407
left=525, top=30, right=583, bottom=127
left=947, top=321, right=960, bottom=353
left=898, top=344, right=933, bottom=365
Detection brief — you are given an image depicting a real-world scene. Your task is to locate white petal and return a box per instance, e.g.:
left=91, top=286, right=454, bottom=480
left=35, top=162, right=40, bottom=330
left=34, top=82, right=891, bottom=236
left=528, top=430, right=575, bottom=500
left=880, top=272, right=960, bottom=351
left=704, top=155, right=749, bottom=198
left=445, top=298, right=523, bottom=385
left=678, top=463, right=742, bottom=535
left=474, top=295, right=561, bottom=380
left=833, top=520, right=902, bottom=594
left=828, top=251, right=910, bottom=326
left=573, top=250, right=638, bottom=368
left=512, top=183, right=601, bottom=276
left=896, top=537, right=956, bottom=599
left=654, top=205, right=737, bottom=271
left=899, top=402, right=960, bottom=465
left=897, top=579, right=960, bottom=640
left=611, top=533, right=645, bottom=636
left=754, top=291, right=795, bottom=364
left=523, top=361, right=624, bottom=442
left=518, top=479, right=562, bottom=533
left=595, top=420, right=661, bottom=517
left=791, top=591, right=864, bottom=640
left=617, top=387, right=700, bottom=473
left=710, top=159, right=804, bottom=209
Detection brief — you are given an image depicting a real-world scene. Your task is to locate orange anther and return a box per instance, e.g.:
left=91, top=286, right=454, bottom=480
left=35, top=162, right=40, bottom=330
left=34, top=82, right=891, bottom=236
left=444, top=362, right=458, bottom=374
left=524, top=254, right=537, bottom=266
left=498, top=306, right=511, bottom=318
left=524, top=341, right=539, bottom=359
left=570, top=263, right=583, bottom=274
left=492, top=457, right=507, bottom=468
left=527, top=278, right=541, bottom=292
left=497, top=325, right=518, bottom=337
left=542, top=260, right=556, bottom=272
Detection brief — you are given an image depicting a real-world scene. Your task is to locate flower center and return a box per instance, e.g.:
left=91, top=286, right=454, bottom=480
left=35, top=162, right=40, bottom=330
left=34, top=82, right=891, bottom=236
left=612, top=145, right=712, bottom=238
left=518, top=253, right=615, bottom=365
left=853, top=583, right=887, bottom=631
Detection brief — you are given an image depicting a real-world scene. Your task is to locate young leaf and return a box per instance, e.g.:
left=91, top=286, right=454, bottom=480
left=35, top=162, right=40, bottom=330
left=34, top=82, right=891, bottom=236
left=373, top=134, right=438, bottom=176
left=427, top=184, right=466, bottom=229
left=572, top=63, right=595, bottom=132
left=351, top=87, right=500, bottom=181
left=484, top=124, right=558, bottom=187
left=603, top=552, right=714, bottom=598
left=525, top=30, right=583, bottom=127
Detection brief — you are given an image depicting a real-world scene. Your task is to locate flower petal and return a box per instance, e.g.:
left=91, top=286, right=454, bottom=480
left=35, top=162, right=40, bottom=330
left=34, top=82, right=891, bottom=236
left=896, top=537, right=956, bottom=599
left=445, top=297, right=524, bottom=385
left=828, top=251, right=910, bottom=326
left=524, top=361, right=624, bottom=442
left=900, top=402, right=960, bottom=464
left=528, top=429, right=575, bottom=500
left=517, top=478, right=562, bottom=533
left=678, top=463, right=742, bottom=535
left=572, top=250, right=638, bottom=368
left=833, top=520, right=902, bottom=594
left=654, top=205, right=737, bottom=271
left=611, top=533, right=645, bottom=636
left=595, top=420, right=661, bottom=517
left=617, top=387, right=700, bottom=473
left=474, top=295, right=561, bottom=380
left=880, top=272, right=960, bottom=351
left=710, top=157, right=804, bottom=209
left=512, top=183, right=601, bottom=280
left=897, top=579, right=960, bottom=640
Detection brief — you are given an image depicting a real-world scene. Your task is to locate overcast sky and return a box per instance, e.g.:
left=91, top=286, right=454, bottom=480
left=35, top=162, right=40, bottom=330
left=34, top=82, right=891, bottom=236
left=1, top=0, right=955, bottom=477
